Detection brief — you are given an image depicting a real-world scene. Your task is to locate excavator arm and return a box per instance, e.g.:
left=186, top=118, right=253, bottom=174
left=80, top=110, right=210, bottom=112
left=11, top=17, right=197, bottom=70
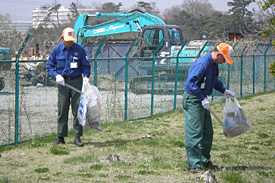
left=73, top=10, right=166, bottom=46
left=73, top=10, right=189, bottom=95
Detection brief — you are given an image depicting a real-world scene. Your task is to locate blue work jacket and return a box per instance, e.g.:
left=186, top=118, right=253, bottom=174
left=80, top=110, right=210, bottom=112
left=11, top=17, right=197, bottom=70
left=184, top=53, right=226, bottom=101
left=46, top=42, right=91, bottom=78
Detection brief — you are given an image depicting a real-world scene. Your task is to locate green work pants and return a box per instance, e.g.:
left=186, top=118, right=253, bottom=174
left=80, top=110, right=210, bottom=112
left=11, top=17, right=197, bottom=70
left=182, top=92, right=213, bottom=169
left=57, top=77, right=83, bottom=138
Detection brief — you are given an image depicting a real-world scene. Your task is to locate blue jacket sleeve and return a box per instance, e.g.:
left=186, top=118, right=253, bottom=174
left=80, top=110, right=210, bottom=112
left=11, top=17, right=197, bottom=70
left=46, top=49, right=58, bottom=78
left=80, top=49, right=91, bottom=78
left=214, top=78, right=226, bottom=94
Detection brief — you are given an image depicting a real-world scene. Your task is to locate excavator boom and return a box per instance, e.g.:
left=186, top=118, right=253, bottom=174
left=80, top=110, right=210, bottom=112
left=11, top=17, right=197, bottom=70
left=74, top=10, right=166, bottom=46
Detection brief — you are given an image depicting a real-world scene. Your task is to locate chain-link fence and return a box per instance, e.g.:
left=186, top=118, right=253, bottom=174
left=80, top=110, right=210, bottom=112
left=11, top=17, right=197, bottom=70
left=0, top=37, right=275, bottom=146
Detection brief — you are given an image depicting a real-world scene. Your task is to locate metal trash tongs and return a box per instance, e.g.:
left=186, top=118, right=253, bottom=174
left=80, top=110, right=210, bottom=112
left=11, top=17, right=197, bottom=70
left=209, top=108, right=225, bottom=128
left=64, top=83, right=83, bottom=94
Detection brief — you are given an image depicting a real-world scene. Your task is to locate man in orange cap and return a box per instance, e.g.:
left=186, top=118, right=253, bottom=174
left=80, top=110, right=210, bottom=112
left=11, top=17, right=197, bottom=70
left=46, top=27, right=91, bottom=147
left=182, top=43, right=235, bottom=173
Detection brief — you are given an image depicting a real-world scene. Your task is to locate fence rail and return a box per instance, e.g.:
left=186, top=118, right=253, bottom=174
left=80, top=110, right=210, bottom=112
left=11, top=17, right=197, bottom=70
left=0, top=37, right=275, bottom=146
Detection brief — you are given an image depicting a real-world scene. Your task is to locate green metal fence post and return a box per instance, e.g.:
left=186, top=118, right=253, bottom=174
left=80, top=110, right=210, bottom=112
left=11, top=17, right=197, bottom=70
left=264, top=42, right=271, bottom=92
left=94, top=36, right=107, bottom=87
left=197, top=41, right=208, bottom=58
left=151, top=39, right=164, bottom=116
left=253, top=44, right=260, bottom=94
left=240, top=46, right=247, bottom=97
left=124, top=37, right=138, bottom=121
left=225, top=42, right=238, bottom=92
left=227, top=63, right=230, bottom=89
left=174, top=39, right=188, bottom=110
left=15, top=33, right=31, bottom=146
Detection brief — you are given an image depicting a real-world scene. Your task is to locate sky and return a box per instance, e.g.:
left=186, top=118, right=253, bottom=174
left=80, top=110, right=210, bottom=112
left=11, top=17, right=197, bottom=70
left=0, top=0, right=259, bottom=21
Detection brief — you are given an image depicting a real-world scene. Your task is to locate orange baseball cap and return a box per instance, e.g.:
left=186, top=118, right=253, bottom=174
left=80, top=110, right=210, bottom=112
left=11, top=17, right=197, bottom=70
left=216, top=43, right=234, bottom=64
left=62, top=27, right=75, bottom=41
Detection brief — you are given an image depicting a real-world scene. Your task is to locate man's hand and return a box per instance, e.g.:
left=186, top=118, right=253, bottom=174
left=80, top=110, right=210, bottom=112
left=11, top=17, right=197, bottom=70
left=56, top=74, right=65, bottom=86
left=83, top=77, right=89, bottom=83
left=224, top=89, right=235, bottom=98
left=201, top=98, right=210, bottom=110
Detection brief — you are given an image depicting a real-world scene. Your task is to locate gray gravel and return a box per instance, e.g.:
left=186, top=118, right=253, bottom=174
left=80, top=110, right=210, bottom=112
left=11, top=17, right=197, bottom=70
left=0, top=77, right=183, bottom=145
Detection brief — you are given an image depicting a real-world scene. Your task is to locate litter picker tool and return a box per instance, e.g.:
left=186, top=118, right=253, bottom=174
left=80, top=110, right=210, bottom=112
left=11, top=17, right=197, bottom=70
left=209, top=108, right=225, bottom=128
left=64, top=83, right=83, bottom=94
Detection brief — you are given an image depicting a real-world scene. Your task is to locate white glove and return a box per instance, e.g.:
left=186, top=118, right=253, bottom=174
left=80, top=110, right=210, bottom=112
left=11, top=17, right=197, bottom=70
left=83, top=77, right=89, bottom=83
left=201, top=98, right=210, bottom=110
left=56, top=74, right=65, bottom=86
left=224, top=89, right=235, bottom=98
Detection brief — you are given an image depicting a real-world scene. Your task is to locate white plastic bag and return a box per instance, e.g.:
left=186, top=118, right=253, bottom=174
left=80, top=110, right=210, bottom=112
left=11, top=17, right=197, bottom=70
left=222, top=97, right=252, bottom=138
left=77, top=79, right=102, bottom=132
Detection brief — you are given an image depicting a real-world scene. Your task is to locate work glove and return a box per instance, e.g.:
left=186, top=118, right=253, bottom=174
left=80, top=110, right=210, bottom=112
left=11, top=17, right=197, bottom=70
left=83, top=77, right=89, bottom=83
left=224, top=89, right=235, bottom=98
left=201, top=98, right=210, bottom=110
left=56, top=74, right=65, bottom=86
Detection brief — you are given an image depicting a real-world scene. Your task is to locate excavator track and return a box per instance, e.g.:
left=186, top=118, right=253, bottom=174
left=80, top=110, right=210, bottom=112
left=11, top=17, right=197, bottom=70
left=0, top=77, right=4, bottom=91
left=129, top=72, right=187, bottom=95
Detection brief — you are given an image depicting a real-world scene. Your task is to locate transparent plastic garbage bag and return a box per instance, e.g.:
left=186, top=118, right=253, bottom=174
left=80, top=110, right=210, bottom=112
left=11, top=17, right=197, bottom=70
left=77, top=80, right=102, bottom=132
left=222, top=97, right=252, bottom=138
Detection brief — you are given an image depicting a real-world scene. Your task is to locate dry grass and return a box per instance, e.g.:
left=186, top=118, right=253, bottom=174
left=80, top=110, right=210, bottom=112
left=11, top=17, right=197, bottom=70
left=0, top=91, right=275, bottom=182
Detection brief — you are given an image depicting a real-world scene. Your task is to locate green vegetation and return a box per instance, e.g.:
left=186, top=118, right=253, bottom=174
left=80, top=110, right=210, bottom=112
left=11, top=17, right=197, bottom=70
left=221, top=171, right=247, bottom=183
left=34, top=167, right=49, bottom=173
left=0, top=92, right=275, bottom=182
left=64, top=154, right=96, bottom=164
left=50, top=145, right=69, bottom=155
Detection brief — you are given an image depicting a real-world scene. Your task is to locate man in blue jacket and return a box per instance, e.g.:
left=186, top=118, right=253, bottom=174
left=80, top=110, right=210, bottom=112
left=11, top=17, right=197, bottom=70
left=183, top=43, right=235, bottom=173
left=46, top=27, right=91, bottom=147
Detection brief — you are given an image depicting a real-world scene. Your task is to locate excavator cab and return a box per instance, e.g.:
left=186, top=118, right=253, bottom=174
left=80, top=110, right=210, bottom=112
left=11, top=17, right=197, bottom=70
left=139, top=25, right=184, bottom=58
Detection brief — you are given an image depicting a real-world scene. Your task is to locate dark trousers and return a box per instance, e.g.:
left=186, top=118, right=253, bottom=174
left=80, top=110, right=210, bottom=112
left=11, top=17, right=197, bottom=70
left=182, top=92, right=213, bottom=169
left=57, top=76, right=83, bottom=138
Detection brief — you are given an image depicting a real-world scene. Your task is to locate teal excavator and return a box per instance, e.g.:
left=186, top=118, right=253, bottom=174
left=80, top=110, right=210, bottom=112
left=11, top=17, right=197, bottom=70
left=0, top=48, right=12, bottom=91
left=73, top=9, right=210, bottom=94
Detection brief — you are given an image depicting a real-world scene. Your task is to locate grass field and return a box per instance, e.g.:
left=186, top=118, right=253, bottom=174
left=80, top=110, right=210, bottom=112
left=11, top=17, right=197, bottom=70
left=0, top=91, right=275, bottom=182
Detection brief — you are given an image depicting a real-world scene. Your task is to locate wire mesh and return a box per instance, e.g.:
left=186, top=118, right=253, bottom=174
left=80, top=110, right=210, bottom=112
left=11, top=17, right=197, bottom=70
left=0, top=38, right=275, bottom=146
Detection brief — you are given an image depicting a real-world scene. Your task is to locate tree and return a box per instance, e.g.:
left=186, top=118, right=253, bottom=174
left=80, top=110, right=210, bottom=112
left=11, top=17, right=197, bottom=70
left=137, top=1, right=153, bottom=12
left=200, top=11, right=236, bottom=40
left=68, top=2, right=79, bottom=22
left=163, top=7, right=201, bottom=40
left=259, top=0, right=275, bottom=42
left=227, top=0, right=256, bottom=35
left=0, top=13, right=14, bottom=32
left=136, top=1, right=160, bottom=16
left=258, top=0, right=275, bottom=78
left=181, top=0, right=215, bottom=18
left=101, top=2, right=122, bottom=13
left=162, top=0, right=216, bottom=40
left=228, top=0, right=255, bottom=20
left=0, top=13, right=24, bottom=53
left=47, top=4, right=62, bottom=28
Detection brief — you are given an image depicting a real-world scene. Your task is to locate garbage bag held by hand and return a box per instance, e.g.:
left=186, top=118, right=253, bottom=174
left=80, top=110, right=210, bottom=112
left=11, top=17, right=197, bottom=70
left=87, top=85, right=102, bottom=132
left=77, top=79, right=90, bottom=127
left=77, top=79, right=102, bottom=132
left=222, top=97, right=252, bottom=138
left=78, top=94, right=90, bottom=127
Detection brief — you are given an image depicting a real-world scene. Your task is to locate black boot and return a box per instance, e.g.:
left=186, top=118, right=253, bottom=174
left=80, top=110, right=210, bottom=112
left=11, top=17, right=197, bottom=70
left=203, top=161, right=222, bottom=170
left=74, top=137, right=84, bottom=147
left=52, top=137, right=65, bottom=145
